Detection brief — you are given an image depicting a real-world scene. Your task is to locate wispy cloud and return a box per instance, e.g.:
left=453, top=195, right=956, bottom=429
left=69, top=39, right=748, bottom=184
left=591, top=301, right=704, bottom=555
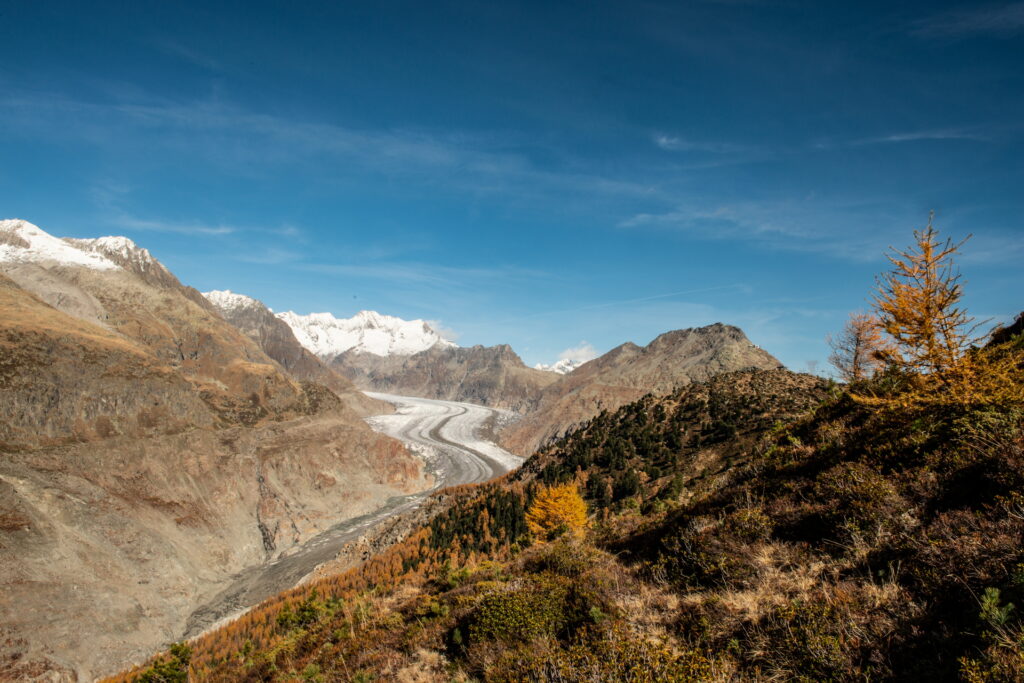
left=104, top=210, right=305, bottom=240
left=110, top=214, right=237, bottom=236
left=152, top=39, right=224, bottom=72
left=850, top=128, right=989, bottom=146
left=234, top=247, right=303, bottom=265
left=913, top=2, right=1024, bottom=38
left=558, top=341, right=598, bottom=362
left=497, top=284, right=749, bottom=324
left=425, top=320, right=461, bottom=342
left=619, top=200, right=918, bottom=261
left=0, top=90, right=657, bottom=205
left=301, top=262, right=548, bottom=287
left=653, top=133, right=750, bottom=154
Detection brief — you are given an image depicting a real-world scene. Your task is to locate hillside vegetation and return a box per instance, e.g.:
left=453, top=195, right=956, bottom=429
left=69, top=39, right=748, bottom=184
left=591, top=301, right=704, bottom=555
left=108, top=332, right=1021, bottom=681
left=110, top=222, right=1024, bottom=682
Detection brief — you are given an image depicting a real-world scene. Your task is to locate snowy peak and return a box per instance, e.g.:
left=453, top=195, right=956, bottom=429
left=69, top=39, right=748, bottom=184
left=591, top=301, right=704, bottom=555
left=202, top=289, right=264, bottom=313
left=0, top=219, right=120, bottom=271
left=534, top=358, right=588, bottom=375
left=65, top=235, right=164, bottom=275
left=277, top=309, right=457, bottom=358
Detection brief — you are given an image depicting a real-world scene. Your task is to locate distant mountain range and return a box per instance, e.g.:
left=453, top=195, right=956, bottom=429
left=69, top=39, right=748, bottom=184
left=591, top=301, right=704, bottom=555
left=211, top=281, right=783, bottom=458
left=276, top=308, right=455, bottom=358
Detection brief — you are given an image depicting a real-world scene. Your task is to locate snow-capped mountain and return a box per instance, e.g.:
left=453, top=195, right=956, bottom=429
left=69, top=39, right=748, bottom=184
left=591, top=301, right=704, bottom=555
left=0, top=219, right=120, bottom=270
left=65, top=235, right=161, bottom=274
left=0, top=219, right=183, bottom=293
left=534, top=358, right=588, bottom=374
left=277, top=309, right=457, bottom=359
left=203, top=289, right=263, bottom=313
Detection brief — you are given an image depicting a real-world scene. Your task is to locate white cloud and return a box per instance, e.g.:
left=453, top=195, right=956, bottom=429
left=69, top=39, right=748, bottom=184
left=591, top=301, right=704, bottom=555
left=618, top=199, right=925, bottom=262
left=913, top=3, right=1024, bottom=38
left=850, top=129, right=989, bottom=146
left=654, top=133, right=749, bottom=154
left=0, top=91, right=656, bottom=204
left=110, top=214, right=236, bottom=236
left=558, top=341, right=599, bottom=362
left=426, top=320, right=461, bottom=343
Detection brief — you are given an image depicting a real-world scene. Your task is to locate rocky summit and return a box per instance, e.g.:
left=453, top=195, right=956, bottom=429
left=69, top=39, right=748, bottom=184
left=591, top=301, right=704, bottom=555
left=500, top=323, right=785, bottom=457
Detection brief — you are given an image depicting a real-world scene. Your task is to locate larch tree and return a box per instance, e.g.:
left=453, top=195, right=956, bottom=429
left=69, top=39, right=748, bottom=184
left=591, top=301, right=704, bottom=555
left=526, top=483, right=588, bottom=541
left=827, top=312, right=889, bottom=382
left=873, top=214, right=975, bottom=377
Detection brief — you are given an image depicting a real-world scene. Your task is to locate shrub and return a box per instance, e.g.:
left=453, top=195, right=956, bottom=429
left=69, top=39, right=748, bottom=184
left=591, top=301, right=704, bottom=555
left=814, top=461, right=905, bottom=540
left=135, top=643, right=191, bottom=683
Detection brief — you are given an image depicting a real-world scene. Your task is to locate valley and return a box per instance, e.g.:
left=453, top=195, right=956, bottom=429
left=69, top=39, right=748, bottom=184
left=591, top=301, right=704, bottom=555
left=183, top=393, right=522, bottom=640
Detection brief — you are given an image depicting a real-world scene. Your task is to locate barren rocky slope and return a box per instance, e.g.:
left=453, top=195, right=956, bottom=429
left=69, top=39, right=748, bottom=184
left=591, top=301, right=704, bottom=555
left=0, top=220, right=429, bottom=681
left=500, top=323, right=784, bottom=456
left=331, top=343, right=559, bottom=413
left=202, top=290, right=387, bottom=417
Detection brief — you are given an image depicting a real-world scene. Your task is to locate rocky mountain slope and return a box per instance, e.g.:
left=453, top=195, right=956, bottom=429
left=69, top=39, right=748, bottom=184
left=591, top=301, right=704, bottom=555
left=501, top=323, right=784, bottom=456
left=0, top=220, right=429, bottom=681
left=331, top=343, right=560, bottom=413
left=202, top=290, right=386, bottom=416
left=277, top=307, right=557, bottom=412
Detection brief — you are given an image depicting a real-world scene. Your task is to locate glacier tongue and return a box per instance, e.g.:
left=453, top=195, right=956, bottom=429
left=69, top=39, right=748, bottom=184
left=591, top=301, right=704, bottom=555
left=276, top=309, right=457, bottom=358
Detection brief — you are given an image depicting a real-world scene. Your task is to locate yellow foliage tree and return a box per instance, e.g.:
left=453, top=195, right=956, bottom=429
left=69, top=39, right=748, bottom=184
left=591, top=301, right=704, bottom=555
left=873, top=213, right=975, bottom=377
left=526, top=483, right=588, bottom=541
left=855, top=215, right=1023, bottom=408
left=827, top=311, right=890, bottom=382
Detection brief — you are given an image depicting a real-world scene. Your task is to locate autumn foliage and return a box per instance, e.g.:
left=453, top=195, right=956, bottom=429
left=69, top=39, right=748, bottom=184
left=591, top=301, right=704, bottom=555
left=827, top=214, right=1024, bottom=408
left=827, top=311, right=889, bottom=382
left=525, top=483, right=588, bottom=541
left=873, top=213, right=975, bottom=377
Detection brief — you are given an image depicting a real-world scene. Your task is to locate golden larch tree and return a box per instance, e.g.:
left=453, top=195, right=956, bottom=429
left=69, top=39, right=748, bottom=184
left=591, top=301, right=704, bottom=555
left=873, top=213, right=975, bottom=376
left=827, top=312, right=890, bottom=382
left=526, top=483, right=588, bottom=541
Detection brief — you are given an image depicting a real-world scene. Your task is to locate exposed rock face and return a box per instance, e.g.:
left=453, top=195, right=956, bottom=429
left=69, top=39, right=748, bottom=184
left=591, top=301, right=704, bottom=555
left=0, top=221, right=428, bottom=681
left=500, top=323, right=784, bottom=456
left=331, top=343, right=560, bottom=413
left=203, top=290, right=388, bottom=417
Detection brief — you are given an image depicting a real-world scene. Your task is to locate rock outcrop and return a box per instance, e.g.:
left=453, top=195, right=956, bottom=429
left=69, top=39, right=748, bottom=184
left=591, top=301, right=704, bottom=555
left=500, top=323, right=784, bottom=456
left=203, top=290, right=388, bottom=417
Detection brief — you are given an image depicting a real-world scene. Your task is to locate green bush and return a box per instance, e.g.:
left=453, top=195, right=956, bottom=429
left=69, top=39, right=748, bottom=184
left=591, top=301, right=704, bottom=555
left=135, top=642, right=191, bottom=683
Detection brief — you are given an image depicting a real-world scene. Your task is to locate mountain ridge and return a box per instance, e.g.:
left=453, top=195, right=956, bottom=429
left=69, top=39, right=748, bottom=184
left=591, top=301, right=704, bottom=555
left=277, top=309, right=456, bottom=359
left=500, top=322, right=785, bottom=456
left=202, top=290, right=387, bottom=416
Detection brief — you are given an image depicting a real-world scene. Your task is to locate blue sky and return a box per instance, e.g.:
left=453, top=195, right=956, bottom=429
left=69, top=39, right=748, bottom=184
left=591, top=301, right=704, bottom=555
left=2, top=0, right=1022, bottom=370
